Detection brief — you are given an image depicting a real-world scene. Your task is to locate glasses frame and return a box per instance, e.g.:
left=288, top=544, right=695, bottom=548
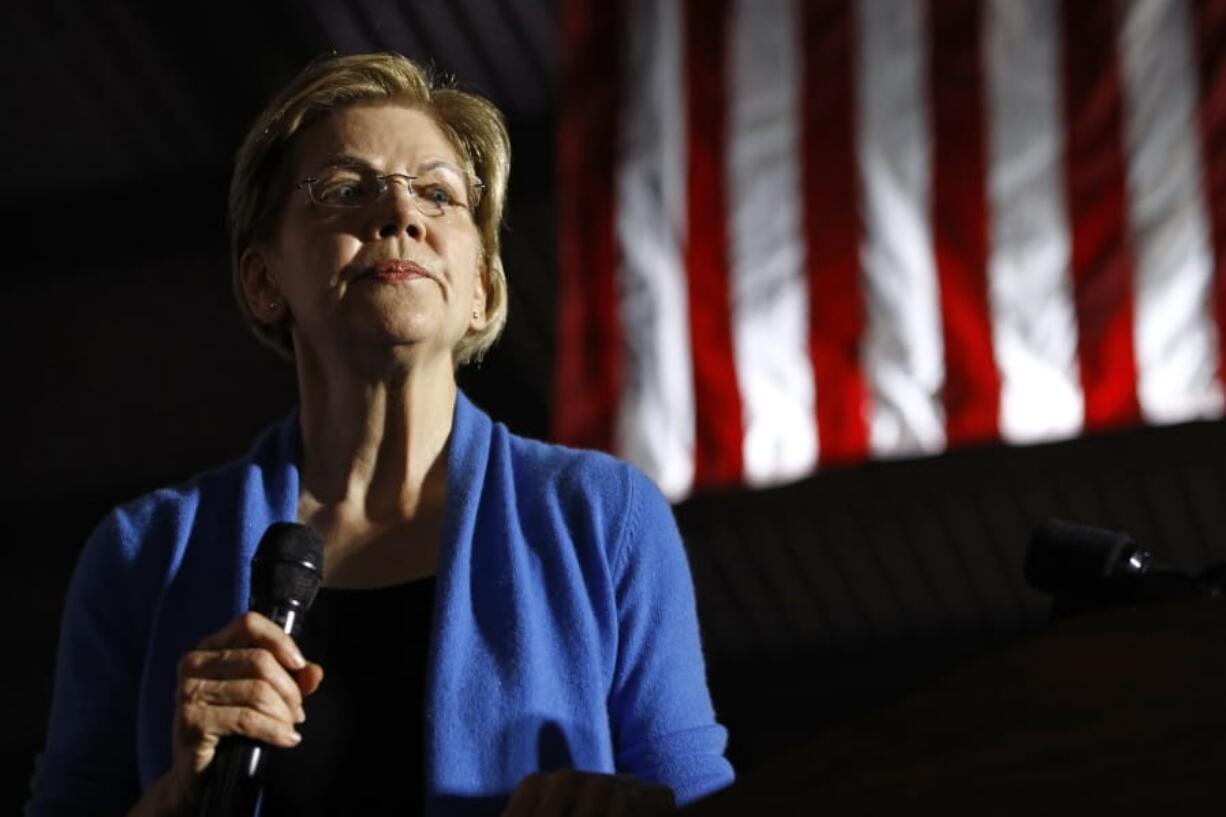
left=295, top=167, right=485, bottom=217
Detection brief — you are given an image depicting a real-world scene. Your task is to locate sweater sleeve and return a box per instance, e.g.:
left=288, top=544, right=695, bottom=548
left=607, top=466, right=735, bottom=806
left=25, top=510, right=149, bottom=817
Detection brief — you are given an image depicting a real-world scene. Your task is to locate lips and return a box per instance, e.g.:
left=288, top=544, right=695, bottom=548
left=365, top=258, right=433, bottom=283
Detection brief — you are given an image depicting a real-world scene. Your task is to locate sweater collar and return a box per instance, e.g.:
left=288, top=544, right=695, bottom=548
left=248, top=388, right=493, bottom=562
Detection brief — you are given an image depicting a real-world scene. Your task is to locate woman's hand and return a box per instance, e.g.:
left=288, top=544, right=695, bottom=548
left=502, top=771, right=675, bottom=817
left=157, top=612, right=324, bottom=813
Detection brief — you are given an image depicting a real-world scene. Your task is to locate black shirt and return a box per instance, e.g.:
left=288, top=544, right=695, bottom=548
left=260, top=577, right=435, bottom=815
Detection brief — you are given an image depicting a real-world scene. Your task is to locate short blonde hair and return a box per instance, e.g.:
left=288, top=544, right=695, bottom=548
left=228, top=52, right=510, bottom=365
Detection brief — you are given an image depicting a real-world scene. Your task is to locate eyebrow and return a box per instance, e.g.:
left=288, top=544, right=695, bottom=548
left=415, top=159, right=467, bottom=178
left=310, top=154, right=372, bottom=173
left=308, top=155, right=467, bottom=178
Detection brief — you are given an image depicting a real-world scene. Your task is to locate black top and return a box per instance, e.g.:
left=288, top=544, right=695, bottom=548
left=259, top=576, right=436, bottom=816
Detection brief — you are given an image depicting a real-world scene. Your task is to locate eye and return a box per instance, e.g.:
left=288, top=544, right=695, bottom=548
left=415, top=182, right=458, bottom=207
left=313, top=170, right=373, bottom=205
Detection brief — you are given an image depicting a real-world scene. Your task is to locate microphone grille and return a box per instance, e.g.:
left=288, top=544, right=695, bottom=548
left=251, top=522, right=325, bottom=611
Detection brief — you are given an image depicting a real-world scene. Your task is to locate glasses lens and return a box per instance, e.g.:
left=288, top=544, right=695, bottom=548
left=305, top=166, right=478, bottom=215
left=410, top=171, right=469, bottom=217
left=311, top=168, right=380, bottom=207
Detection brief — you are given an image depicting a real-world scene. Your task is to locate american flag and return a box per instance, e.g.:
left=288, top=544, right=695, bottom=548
left=555, top=0, right=1226, bottom=499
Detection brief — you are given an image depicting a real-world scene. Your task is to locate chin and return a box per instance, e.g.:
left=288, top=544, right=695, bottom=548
left=330, top=304, right=463, bottom=351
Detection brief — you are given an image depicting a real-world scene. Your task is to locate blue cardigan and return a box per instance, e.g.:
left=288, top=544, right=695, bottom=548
left=28, top=393, right=733, bottom=815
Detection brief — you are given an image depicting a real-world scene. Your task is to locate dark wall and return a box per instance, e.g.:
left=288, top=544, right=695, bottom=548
left=675, top=416, right=1226, bottom=772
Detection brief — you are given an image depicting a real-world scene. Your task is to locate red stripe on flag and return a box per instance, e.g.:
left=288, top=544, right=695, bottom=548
left=1192, top=0, right=1226, bottom=394
left=554, top=0, right=623, bottom=451
left=684, top=0, right=745, bottom=487
left=928, top=0, right=1001, bottom=445
left=1060, top=0, right=1142, bottom=430
left=801, top=0, right=869, bottom=465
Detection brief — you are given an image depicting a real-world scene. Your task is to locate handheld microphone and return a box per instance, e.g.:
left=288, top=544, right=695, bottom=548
left=198, top=522, right=324, bottom=817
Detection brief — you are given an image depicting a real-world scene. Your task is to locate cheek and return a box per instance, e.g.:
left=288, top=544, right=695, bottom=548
left=274, top=231, right=360, bottom=291
left=451, top=232, right=485, bottom=294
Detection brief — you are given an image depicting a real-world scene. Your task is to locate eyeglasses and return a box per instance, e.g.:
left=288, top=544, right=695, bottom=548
left=296, top=164, right=484, bottom=217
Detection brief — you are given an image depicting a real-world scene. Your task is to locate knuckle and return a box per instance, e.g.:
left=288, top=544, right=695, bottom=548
left=176, top=703, right=204, bottom=738
left=238, top=611, right=262, bottom=636
left=178, top=677, right=200, bottom=703
left=250, top=679, right=279, bottom=709
left=252, top=649, right=280, bottom=677
left=234, top=708, right=260, bottom=735
left=177, top=651, right=201, bottom=678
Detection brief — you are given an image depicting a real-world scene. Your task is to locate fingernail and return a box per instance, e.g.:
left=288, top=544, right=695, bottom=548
left=296, top=706, right=306, bottom=723
left=290, top=648, right=307, bottom=669
left=288, top=730, right=303, bottom=745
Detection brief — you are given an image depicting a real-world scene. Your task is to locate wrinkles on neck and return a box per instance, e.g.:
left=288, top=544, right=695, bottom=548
left=293, top=336, right=456, bottom=522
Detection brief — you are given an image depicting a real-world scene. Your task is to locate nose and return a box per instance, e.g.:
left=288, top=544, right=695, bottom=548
left=375, top=178, right=425, bottom=240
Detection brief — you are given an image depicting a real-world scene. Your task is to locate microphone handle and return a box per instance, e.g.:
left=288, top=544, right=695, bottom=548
left=197, top=603, right=301, bottom=817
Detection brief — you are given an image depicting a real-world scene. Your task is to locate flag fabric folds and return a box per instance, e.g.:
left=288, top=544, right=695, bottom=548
left=556, top=0, right=1226, bottom=499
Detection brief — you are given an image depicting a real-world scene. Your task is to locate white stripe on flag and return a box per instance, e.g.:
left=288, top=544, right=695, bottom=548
left=1120, top=0, right=1225, bottom=424
left=857, top=0, right=946, bottom=457
left=986, top=0, right=1084, bottom=444
left=616, top=0, right=696, bottom=498
left=726, top=0, right=817, bottom=487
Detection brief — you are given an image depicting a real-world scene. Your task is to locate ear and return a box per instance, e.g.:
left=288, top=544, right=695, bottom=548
left=239, top=246, right=285, bottom=325
left=469, top=262, right=490, bottom=331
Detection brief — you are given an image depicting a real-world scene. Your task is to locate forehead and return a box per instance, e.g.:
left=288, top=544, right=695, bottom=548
left=291, top=102, right=462, bottom=173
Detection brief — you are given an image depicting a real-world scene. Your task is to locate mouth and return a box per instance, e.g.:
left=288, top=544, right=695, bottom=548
left=363, top=259, right=434, bottom=283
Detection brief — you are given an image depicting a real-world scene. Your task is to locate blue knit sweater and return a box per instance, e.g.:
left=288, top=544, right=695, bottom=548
left=27, top=393, right=733, bottom=815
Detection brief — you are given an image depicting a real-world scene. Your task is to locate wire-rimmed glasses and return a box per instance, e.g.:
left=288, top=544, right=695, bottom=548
left=296, top=163, right=484, bottom=217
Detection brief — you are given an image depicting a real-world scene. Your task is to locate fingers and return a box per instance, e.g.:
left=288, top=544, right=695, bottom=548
left=181, top=675, right=301, bottom=724
left=605, top=782, right=634, bottom=817
left=503, top=772, right=545, bottom=817
left=179, top=648, right=306, bottom=716
left=170, top=611, right=322, bottom=781
left=178, top=700, right=303, bottom=750
left=569, top=774, right=617, bottom=816
left=531, top=771, right=582, bottom=817
left=635, top=784, right=676, bottom=817
left=502, top=771, right=676, bottom=817
left=197, top=611, right=307, bottom=671
left=295, top=661, right=326, bottom=697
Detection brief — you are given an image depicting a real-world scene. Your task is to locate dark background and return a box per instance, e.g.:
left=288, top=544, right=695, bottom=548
left=7, top=1, right=1226, bottom=813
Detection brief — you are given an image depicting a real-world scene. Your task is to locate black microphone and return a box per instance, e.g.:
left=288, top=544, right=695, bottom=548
left=198, top=522, right=325, bottom=817
left=1025, top=518, right=1220, bottom=614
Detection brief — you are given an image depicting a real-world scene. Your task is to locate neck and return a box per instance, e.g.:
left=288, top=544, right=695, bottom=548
left=295, top=341, right=457, bottom=520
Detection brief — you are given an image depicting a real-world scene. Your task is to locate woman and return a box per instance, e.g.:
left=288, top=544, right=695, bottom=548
left=27, top=53, right=733, bottom=816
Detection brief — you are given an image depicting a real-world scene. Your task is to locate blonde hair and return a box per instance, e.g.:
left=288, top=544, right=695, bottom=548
left=228, top=52, right=510, bottom=364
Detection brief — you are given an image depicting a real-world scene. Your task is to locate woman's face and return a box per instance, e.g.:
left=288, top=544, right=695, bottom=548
left=244, top=102, right=487, bottom=366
